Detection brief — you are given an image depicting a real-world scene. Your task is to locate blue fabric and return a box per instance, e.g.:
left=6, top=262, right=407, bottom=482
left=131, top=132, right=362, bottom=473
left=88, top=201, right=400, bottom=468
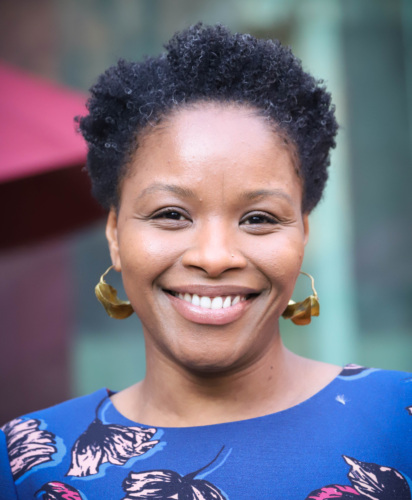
left=1, top=366, right=411, bottom=499
left=0, top=430, right=18, bottom=499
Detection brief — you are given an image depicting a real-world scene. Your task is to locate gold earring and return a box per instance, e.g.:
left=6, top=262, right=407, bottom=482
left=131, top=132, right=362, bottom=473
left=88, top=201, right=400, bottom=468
left=282, top=271, right=319, bottom=325
left=95, top=265, right=134, bottom=319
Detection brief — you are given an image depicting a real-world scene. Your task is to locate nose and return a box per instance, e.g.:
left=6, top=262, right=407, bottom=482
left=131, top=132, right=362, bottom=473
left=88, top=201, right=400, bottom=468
left=181, top=220, right=247, bottom=277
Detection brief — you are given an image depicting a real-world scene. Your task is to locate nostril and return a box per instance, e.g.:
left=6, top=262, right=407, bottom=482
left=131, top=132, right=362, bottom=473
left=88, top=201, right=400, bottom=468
left=181, top=246, right=247, bottom=277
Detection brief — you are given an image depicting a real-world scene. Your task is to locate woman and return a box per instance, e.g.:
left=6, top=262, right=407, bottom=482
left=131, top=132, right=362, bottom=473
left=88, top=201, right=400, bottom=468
left=1, top=24, right=411, bottom=500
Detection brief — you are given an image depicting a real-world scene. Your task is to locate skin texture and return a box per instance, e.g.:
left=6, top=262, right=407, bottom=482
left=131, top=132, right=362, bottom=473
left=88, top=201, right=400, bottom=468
left=107, top=104, right=340, bottom=427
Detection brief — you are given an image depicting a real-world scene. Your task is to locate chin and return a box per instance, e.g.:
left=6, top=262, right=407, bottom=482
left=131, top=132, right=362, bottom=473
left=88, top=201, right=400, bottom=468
left=172, top=343, right=249, bottom=376
left=180, top=359, right=238, bottom=376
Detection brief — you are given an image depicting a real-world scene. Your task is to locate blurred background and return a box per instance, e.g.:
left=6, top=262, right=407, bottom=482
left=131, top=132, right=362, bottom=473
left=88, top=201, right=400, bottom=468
left=0, top=0, right=411, bottom=424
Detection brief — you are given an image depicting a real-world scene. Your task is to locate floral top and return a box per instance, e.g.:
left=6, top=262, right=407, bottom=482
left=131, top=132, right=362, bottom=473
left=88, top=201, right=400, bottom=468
left=1, top=365, right=411, bottom=499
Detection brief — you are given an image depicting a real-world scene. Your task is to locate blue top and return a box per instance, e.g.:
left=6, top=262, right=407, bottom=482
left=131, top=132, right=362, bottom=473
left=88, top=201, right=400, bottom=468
left=1, top=365, right=411, bottom=499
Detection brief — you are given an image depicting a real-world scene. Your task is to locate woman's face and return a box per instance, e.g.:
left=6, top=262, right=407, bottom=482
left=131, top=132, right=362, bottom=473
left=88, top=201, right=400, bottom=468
left=106, top=104, right=309, bottom=374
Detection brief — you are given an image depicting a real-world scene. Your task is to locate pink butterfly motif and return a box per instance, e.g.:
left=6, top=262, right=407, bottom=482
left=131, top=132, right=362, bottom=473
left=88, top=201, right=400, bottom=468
left=36, top=481, right=84, bottom=500
left=306, top=485, right=361, bottom=499
left=122, top=447, right=227, bottom=500
left=1, top=417, right=56, bottom=480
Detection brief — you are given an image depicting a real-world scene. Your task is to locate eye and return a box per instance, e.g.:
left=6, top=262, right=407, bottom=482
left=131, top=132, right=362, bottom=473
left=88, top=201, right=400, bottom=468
left=241, top=212, right=279, bottom=225
left=240, top=211, right=282, bottom=235
left=152, top=209, right=186, bottom=221
left=149, top=208, right=191, bottom=229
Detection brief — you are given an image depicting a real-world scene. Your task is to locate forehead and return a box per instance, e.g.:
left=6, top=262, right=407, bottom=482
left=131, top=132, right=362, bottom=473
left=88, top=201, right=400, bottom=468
left=133, top=103, right=296, bottom=166
left=124, top=103, right=301, bottom=203
left=157, top=104, right=279, bottom=154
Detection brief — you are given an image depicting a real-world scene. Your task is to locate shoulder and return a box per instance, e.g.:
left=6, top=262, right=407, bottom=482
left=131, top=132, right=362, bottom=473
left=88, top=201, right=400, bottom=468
left=2, top=388, right=109, bottom=446
left=338, top=363, right=412, bottom=387
left=22, top=387, right=110, bottom=423
left=336, top=364, right=412, bottom=413
left=338, top=364, right=412, bottom=386
left=1, top=387, right=110, bottom=449
left=0, top=389, right=110, bottom=488
left=0, top=429, right=18, bottom=499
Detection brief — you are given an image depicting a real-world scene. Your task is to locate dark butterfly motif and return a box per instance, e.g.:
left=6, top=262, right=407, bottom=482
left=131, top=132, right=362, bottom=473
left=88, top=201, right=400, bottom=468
left=122, top=446, right=227, bottom=499
left=1, top=417, right=56, bottom=481
left=339, top=365, right=368, bottom=377
left=306, top=455, right=411, bottom=499
left=36, top=481, right=84, bottom=500
left=66, top=417, right=159, bottom=477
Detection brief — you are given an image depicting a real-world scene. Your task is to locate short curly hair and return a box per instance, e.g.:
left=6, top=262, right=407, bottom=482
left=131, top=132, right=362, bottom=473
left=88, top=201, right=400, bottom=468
left=77, top=23, right=338, bottom=212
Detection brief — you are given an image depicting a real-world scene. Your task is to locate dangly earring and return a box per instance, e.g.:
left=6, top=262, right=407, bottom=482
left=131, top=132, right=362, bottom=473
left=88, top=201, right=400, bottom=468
left=282, top=271, right=319, bottom=325
left=95, top=265, right=134, bottom=319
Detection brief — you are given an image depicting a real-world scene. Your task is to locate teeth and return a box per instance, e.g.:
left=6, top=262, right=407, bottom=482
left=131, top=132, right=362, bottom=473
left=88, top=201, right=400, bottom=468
left=232, top=296, right=240, bottom=306
left=173, top=292, right=248, bottom=309
left=200, top=296, right=212, bottom=308
left=211, top=297, right=223, bottom=309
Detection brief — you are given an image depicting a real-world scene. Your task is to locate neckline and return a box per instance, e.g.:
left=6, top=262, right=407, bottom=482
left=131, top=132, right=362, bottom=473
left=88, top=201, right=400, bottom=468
left=101, top=365, right=350, bottom=430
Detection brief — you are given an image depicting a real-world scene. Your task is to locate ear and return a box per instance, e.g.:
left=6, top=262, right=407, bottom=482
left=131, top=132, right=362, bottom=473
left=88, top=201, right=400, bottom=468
left=302, top=214, right=310, bottom=246
left=106, top=208, right=122, bottom=271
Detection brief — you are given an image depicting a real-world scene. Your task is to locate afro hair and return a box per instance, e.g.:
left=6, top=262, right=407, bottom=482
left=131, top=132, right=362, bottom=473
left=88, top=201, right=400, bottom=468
left=77, top=23, right=338, bottom=212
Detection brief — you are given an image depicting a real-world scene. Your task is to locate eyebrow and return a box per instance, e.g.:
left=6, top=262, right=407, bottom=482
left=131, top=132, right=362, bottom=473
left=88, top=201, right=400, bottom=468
left=136, top=184, right=293, bottom=205
left=136, top=183, right=196, bottom=200
left=241, top=189, right=293, bottom=204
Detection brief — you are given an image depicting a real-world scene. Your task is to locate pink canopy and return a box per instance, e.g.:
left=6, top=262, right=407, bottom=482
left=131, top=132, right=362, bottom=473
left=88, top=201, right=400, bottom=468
left=0, top=63, right=87, bottom=182
left=0, top=63, right=104, bottom=250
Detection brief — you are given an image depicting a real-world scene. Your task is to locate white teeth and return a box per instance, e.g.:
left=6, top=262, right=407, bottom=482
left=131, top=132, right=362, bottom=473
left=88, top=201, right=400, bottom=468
left=211, top=297, right=223, bottom=309
left=232, top=296, right=240, bottom=306
left=223, top=296, right=231, bottom=308
left=200, top=296, right=212, bottom=308
left=174, top=292, right=247, bottom=309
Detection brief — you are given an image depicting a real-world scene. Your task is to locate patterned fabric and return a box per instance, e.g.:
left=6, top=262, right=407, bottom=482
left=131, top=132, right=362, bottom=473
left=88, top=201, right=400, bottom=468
left=1, top=366, right=411, bottom=499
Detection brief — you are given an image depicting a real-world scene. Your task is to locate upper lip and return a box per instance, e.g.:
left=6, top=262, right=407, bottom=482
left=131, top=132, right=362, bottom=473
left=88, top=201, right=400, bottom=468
left=163, top=285, right=261, bottom=297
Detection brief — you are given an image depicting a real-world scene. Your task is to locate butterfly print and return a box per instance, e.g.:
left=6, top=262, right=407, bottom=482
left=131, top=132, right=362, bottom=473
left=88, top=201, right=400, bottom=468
left=36, top=481, right=84, bottom=500
left=344, top=456, right=411, bottom=499
left=339, top=365, right=368, bottom=377
left=1, top=417, right=56, bottom=481
left=66, top=417, right=159, bottom=477
left=122, top=446, right=227, bottom=499
left=306, top=485, right=361, bottom=499
left=407, top=406, right=412, bottom=415
left=306, top=455, right=411, bottom=499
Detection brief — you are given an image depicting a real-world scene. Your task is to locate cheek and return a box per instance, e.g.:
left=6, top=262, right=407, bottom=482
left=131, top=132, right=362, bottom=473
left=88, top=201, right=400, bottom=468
left=253, top=232, right=305, bottom=286
left=117, top=226, right=183, bottom=284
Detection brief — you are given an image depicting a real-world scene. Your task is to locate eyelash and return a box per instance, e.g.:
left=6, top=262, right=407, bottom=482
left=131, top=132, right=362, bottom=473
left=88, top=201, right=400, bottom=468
left=151, top=209, right=190, bottom=221
left=151, top=209, right=279, bottom=226
left=241, top=212, right=280, bottom=225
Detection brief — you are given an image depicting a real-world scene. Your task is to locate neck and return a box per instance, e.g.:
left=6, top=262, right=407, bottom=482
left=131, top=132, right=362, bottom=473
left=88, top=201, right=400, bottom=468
left=114, top=334, right=335, bottom=427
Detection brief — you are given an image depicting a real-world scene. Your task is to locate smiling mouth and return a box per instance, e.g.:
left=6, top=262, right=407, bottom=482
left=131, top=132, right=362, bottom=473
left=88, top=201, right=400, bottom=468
left=165, top=290, right=257, bottom=310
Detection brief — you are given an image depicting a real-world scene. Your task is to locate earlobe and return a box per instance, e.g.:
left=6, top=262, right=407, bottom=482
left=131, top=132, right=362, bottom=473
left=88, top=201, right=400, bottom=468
left=303, top=214, right=310, bottom=246
left=106, top=209, right=121, bottom=271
